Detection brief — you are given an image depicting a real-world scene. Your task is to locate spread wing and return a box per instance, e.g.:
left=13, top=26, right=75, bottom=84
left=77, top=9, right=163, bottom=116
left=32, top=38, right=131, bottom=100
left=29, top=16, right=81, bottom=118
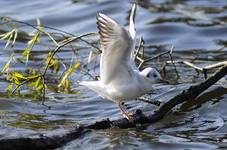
left=97, top=13, right=135, bottom=85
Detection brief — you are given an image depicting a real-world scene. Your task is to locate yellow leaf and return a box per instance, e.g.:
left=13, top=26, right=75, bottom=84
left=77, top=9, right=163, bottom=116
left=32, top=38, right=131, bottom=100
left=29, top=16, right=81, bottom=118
left=12, top=29, right=18, bottom=46
left=22, top=32, right=40, bottom=64
left=0, top=32, right=11, bottom=40
left=34, top=77, right=41, bottom=87
left=58, top=63, right=80, bottom=88
left=0, top=29, right=17, bottom=48
left=1, top=54, right=13, bottom=73
left=26, top=74, right=40, bottom=80
left=14, top=77, right=20, bottom=85
left=7, top=84, right=13, bottom=93
left=2, top=63, right=9, bottom=73
left=5, top=31, right=13, bottom=48
left=13, top=72, right=27, bottom=80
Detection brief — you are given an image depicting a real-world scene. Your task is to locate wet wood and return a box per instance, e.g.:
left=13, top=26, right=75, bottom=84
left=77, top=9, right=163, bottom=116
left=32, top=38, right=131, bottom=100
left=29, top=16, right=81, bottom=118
left=0, top=127, right=90, bottom=150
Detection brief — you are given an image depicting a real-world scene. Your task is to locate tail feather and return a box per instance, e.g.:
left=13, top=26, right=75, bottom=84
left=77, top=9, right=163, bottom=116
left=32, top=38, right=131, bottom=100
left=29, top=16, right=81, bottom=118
left=79, top=81, right=105, bottom=97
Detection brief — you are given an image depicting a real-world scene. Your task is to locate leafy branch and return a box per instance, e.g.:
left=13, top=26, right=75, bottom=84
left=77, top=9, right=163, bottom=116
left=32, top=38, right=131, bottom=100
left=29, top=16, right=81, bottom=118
left=0, top=18, right=97, bottom=101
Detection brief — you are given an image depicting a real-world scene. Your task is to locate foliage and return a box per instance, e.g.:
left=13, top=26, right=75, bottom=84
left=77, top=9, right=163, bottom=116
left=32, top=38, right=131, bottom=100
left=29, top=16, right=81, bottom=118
left=58, top=62, right=80, bottom=93
left=0, top=28, right=17, bottom=48
left=0, top=17, right=97, bottom=101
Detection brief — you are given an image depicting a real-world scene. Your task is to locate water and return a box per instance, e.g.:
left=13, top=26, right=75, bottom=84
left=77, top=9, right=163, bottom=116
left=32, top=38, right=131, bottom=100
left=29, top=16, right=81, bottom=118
left=0, top=0, right=227, bottom=149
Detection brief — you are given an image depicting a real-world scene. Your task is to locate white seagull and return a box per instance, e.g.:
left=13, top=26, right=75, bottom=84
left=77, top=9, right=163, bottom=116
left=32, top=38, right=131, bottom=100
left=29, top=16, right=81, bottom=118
left=80, top=4, right=164, bottom=120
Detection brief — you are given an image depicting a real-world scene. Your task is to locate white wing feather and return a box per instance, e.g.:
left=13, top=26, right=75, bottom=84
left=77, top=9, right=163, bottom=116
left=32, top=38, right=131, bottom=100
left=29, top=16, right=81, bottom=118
left=97, top=13, right=135, bottom=85
left=129, top=3, right=137, bottom=70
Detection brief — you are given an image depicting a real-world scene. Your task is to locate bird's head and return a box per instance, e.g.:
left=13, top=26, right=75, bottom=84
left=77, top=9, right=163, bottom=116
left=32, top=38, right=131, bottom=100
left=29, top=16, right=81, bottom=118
left=141, top=67, right=168, bottom=84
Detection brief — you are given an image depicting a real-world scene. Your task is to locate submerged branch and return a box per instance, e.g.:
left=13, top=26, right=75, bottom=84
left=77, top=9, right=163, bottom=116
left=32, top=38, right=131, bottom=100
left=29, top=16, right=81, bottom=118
left=0, top=127, right=89, bottom=150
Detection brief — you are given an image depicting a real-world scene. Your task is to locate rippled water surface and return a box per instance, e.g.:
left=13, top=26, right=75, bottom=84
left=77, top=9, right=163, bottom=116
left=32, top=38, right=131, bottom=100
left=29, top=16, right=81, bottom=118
left=0, top=0, right=227, bottom=149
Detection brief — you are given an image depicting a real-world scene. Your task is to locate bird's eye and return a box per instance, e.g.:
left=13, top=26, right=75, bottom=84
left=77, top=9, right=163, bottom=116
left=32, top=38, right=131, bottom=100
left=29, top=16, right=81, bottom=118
left=153, top=73, right=157, bottom=78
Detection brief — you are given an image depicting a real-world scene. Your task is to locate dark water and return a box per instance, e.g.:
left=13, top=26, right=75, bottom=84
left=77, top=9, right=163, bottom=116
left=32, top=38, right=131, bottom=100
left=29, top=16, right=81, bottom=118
left=0, top=0, right=227, bottom=149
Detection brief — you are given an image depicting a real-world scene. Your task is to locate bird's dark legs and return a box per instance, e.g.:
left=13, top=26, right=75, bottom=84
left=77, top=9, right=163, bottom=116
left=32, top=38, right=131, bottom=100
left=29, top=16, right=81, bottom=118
left=117, top=102, right=133, bottom=121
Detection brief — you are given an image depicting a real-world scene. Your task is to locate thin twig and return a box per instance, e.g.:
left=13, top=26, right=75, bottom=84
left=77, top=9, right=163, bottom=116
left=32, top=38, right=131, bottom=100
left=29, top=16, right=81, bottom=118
left=135, top=37, right=144, bottom=58
left=11, top=75, right=41, bottom=94
left=138, top=50, right=171, bottom=70
left=168, top=45, right=179, bottom=79
left=80, top=68, right=97, bottom=80
left=144, top=50, right=170, bottom=63
left=42, top=32, right=96, bottom=76
left=137, top=97, right=161, bottom=106
left=1, top=19, right=101, bottom=52
left=166, top=60, right=227, bottom=79
left=41, top=76, right=46, bottom=104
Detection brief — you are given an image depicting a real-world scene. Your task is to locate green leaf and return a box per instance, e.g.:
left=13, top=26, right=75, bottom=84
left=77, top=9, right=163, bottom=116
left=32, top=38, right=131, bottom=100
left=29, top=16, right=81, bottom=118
left=13, top=72, right=27, bottom=80
left=64, top=79, right=70, bottom=92
left=0, top=32, right=11, bottom=40
left=55, top=60, right=60, bottom=73
left=1, top=54, right=14, bottom=73
left=46, top=52, right=61, bottom=73
left=2, top=63, right=10, bottom=74
left=34, top=77, right=41, bottom=88
left=13, top=76, right=20, bottom=85
left=0, top=29, right=17, bottom=48
left=7, top=84, right=13, bottom=93
left=16, top=58, right=25, bottom=64
left=12, top=29, right=18, bottom=47
left=58, top=62, right=80, bottom=89
left=26, top=74, right=40, bottom=80
left=22, top=32, right=40, bottom=64
left=37, top=83, right=43, bottom=91
left=6, top=73, right=12, bottom=81
left=5, top=31, right=13, bottom=48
